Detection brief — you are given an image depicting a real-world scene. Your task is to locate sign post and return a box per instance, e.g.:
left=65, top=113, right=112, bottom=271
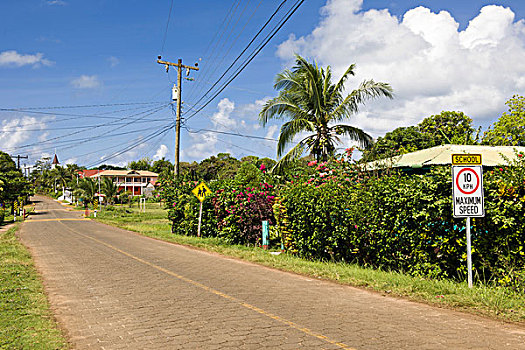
left=13, top=201, right=18, bottom=222
left=192, top=182, right=212, bottom=237
left=93, top=199, right=98, bottom=218
left=262, top=220, right=269, bottom=249
left=452, top=154, right=484, bottom=288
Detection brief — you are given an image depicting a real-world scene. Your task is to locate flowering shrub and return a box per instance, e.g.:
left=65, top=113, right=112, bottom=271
left=212, top=182, right=276, bottom=244
left=159, top=177, right=276, bottom=245
left=276, top=150, right=525, bottom=291
left=159, top=150, right=525, bottom=291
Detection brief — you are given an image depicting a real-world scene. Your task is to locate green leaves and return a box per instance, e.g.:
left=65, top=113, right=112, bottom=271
left=483, top=95, right=525, bottom=146
left=259, top=55, right=392, bottom=169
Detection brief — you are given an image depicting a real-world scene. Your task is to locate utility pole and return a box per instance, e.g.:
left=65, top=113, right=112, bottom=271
left=156, top=56, right=199, bottom=178
left=11, top=155, right=28, bottom=170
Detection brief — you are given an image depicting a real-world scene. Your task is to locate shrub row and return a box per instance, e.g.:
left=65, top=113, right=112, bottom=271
left=161, top=151, right=525, bottom=290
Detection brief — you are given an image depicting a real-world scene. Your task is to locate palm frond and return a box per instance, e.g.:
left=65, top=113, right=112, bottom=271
left=259, top=96, right=305, bottom=126
left=329, top=80, right=393, bottom=123
left=271, top=138, right=310, bottom=174
left=331, top=124, right=373, bottom=148
left=277, top=119, right=315, bottom=157
left=332, top=63, right=356, bottom=97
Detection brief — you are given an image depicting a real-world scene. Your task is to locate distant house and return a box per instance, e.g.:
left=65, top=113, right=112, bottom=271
left=78, top=169, right=158, bottom=196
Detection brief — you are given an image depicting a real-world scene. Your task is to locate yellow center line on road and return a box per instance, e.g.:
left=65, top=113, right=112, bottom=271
left=26, top=218, right=92, bottom=222
left=55, top=220, right=357, bottom=350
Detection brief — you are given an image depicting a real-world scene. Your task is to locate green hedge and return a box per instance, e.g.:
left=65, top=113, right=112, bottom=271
left=278, top=154, right=525, bottom=291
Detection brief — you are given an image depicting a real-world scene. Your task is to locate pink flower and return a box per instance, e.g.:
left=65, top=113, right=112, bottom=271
left=259, top=163, right=266, bottom=171
left=354, top=225, right=358, bottom=229
left=308, top=160, right=317, bottom=167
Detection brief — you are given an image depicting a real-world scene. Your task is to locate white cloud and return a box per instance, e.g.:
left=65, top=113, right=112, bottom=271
left=64, top=157, right=77, bottom=165
left=71, top=75, right=102, bottom=89
left=182, top=131, right=218, bottom=160
left=108, top=56, right=119, bottom=67
left=0, top=116, right=46, bottom=149
left=0, top=50, right=54, bottom=68
left=265, top=125, right=278, bottom=140
left=153, top=144, right=168, bottom=160
left=276, top=1, right=525, bottom=136
left=46, top=0, right=67, bottom=5
left=210, top=98, right=236, bottom=130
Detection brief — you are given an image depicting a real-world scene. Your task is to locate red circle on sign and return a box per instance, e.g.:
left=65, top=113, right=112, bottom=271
left=456, top=168, right=480, bottom=195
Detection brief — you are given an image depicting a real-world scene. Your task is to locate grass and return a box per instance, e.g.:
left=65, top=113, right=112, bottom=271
left=91, top=202, right=525, bottom=323
left=0, top=224, right=68, bottom=349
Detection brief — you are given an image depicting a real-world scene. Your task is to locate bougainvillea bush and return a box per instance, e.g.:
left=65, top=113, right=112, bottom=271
left=212, top=182, right=276, bottom=244
left=159, top=177, right=276, bottom=245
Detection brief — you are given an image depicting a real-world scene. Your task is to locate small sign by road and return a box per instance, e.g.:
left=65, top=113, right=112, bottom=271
left=452, top=164, right=484, bottom=218
left=192, top=182, right=212, bottom=237
left=192, top=182, right=212, bottom=202
left=452, top=154, right=484, bottom=289
left=451, top=153, right=482, bottom=165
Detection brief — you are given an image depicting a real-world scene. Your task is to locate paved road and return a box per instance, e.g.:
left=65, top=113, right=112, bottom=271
left=19, top=195, right=525, bottom=349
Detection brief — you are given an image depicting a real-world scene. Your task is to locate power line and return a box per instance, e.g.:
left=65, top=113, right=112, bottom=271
left=83, top=123, right=174, bottom=168
left=186, top=0, right=287, bottom=109
left=183, top=125, right=277, bottom=141
left=1, top=118, right=169, bottom=133
left=0, top=102, right=168, bottom=126
left=185, top=0, right=261, bottom=103
left=1, top=101, right=165, bottom=110
left=160, top=0, right=174, bottom=54
left=22, top=123, right=171, bottom=158
left=184, top=0, right=305, bottom=123
left=5, top=104, right=170, bottom=152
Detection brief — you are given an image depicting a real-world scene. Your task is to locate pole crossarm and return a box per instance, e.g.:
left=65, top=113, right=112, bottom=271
left=156, top=59, right=199, bottom=72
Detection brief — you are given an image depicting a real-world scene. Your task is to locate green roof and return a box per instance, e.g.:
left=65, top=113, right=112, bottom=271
left=367, top=144, right=525, bottom=169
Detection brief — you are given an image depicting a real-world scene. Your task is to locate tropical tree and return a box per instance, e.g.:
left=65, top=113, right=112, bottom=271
left=0, top=152, right=31, bottom=209
left=102, top=176, right=120, bottom=204
left=259, top=55, right=393, bottom=171
left=75, top=178, right=97, bottom=208
left=483, top=95, right=525, bottom=146
left=362, top=111, right=478, bottom=161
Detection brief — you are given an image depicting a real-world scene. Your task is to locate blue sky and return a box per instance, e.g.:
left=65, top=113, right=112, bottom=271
left=1, top=0, right=525, bottom=169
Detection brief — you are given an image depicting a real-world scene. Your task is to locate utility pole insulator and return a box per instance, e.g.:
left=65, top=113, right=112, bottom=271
left=156, top=57, right=199, bottom=178
left=171, top=84, right=178, bottom=101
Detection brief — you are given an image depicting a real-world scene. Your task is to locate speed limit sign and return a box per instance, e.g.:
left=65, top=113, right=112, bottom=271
left=452, top=165, right=484, bottom=217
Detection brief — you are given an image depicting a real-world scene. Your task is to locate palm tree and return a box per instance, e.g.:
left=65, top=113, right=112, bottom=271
left=102, top=176, right=120, bottom=205
left=259, top=55, right=393, bottom=171
left=75, top=177, right=97, bottom=208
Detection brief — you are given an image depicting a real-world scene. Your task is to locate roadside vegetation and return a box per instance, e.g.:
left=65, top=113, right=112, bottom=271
left=94, top=202, right=525, bottom=323
left=0, top=225, right=68, bottom=349
left=28, top=57, right=525, bottom=324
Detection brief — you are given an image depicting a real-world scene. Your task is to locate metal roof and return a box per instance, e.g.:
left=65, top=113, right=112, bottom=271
left=367, top=144, right=525, bottom=169
left=90, top=170, right=159, bottom=177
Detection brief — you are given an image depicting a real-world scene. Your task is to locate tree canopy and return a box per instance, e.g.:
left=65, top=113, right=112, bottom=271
left=483, top=95, right=525, bottom=146
left=363, top=111, right=478, bottom=161
left=259, top=55, right=393, bottom=172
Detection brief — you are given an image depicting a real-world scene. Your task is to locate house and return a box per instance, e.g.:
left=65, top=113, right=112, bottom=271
left=78, top=169, right=159, bottom=196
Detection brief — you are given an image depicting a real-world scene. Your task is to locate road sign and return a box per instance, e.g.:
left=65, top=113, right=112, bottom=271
left=192, top=182, right=212, bottom=202
left=452, top=154, right=484, bottom=289
left=452, top=153, right=481, bottom=165
left=452, top=166, right=484, bottom=218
